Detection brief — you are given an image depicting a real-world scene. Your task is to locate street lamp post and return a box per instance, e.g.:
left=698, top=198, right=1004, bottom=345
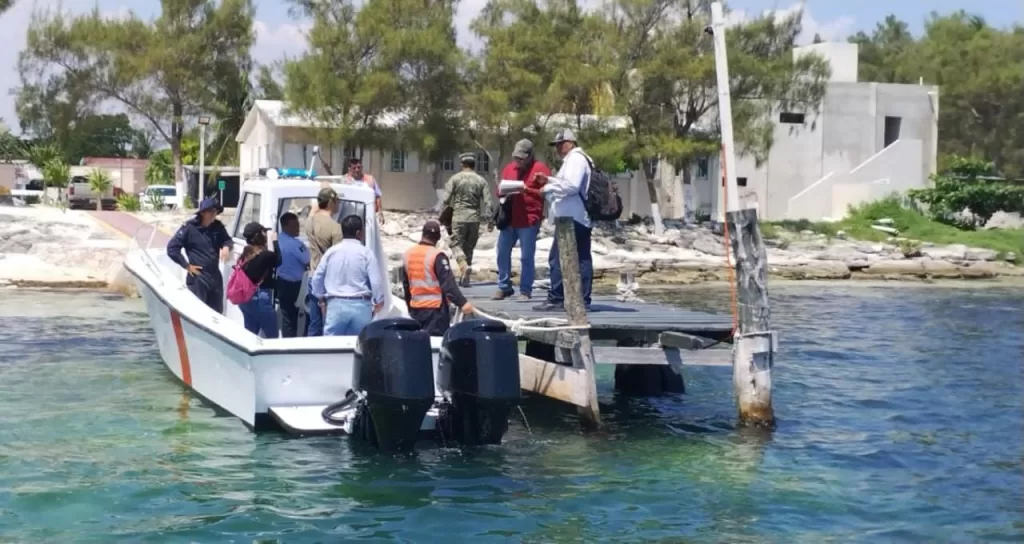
left=198, top=115, right=211, bottom=204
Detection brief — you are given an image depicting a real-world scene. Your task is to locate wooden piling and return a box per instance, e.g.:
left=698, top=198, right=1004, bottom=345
left=712, top=0, right=776, bottom=428
left=553, top=216, right=601, bottom=429
left=726, top=209, right=774, bottom=427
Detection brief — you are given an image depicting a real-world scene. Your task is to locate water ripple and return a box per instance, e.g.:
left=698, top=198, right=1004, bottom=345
left=0, top=287, right=1021, bottom=542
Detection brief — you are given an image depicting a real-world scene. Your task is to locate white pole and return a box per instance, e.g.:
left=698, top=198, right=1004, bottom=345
left=199, top=124, right=206, bottom=204
left=710, top=2, right=741, bottom=215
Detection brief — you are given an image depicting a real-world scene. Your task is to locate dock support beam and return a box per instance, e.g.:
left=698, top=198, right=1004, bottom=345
left=712, top=1, right=776, bottom=428
left=554, top=216, right=601, bottom=430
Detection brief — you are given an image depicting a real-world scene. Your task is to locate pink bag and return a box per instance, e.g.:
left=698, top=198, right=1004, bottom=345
left=226, top=258, right=258, bottom=305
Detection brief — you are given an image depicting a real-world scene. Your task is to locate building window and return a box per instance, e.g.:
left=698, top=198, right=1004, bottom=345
left=441, top=156, right=455, bottom=172
left=345, top=145, right=362, bottom=162
left=779, top=112, right=805, bottom=124
left=389, top=149, right=406, bottom=172
left=884, top=116, right=902, bottom=147
left=233, top=192, right=262, bottom=238
left=696, top=157, right=709, bottom=180
left=475, top=152, right=490, bottom=174
left=737, top=177, right=748, bottom=187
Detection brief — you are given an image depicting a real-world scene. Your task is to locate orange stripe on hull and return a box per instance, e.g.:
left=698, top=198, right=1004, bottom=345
left=169, top=310, right=192, bottom=386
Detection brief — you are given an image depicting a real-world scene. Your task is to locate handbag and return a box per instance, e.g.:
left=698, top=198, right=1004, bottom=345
left=494, top=165, right=530, bottom=230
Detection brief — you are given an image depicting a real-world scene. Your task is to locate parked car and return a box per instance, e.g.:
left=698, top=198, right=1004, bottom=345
left=68, top=175, right=119, bottom=210
left=140, top=185, right=180, bottom=210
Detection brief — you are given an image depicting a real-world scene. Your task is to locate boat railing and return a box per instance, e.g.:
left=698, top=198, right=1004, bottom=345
left=131, top=224, right=167, bottom=287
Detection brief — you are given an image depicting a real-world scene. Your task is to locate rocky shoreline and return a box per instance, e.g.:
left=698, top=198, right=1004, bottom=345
left=0, top=206, right=1020, bottom=293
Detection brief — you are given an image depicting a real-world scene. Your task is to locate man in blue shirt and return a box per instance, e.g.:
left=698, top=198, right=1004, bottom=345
left=310, top=214, right=387, bottom=336
left=275, top=212, right=309, bottom=337
left=166, top=197, right=234, bottom=313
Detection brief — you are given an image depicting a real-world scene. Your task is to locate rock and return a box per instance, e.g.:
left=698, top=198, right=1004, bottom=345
left=835, top=230, right=848, bottom=240
left=921, top=244, right=967, bottom=261
left=380, top=220, right=405, bottom=237
left=814, top=244, right=873, bottom=262
left=1005, top=252, right=1017, bottom=262
left=963, top=247, right=998, bottom=261
left=771, top=260, right=851, bottom=280
left=875, top=218, right=895, bottom=226
left=871, top=225, right=899, bottom=235
left=959, top=262, right=1002, bottom=279
left=920, top=259, right=962, bottom=278
left=861, top=259, right=925, bottom=277
left=855, top=243, right=886, bottom=254
left=689, top=231, right=727, bottom=256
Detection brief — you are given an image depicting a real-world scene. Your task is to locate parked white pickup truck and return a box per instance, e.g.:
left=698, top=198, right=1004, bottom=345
left=67, top=173, right=118, bottom=210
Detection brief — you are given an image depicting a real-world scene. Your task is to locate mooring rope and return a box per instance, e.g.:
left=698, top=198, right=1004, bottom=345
left=453, top=307, right=590, bottom=336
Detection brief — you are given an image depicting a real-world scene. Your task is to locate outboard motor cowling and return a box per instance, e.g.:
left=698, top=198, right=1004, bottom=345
left=350, top=317, right=434, bottom=453
left=437, top=319, right=521, bottom=446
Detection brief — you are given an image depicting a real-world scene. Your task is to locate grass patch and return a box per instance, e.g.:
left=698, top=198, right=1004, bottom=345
left=765, top=197, right=1024, bottom=261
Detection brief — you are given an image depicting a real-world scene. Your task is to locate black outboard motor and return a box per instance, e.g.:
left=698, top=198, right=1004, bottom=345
left=348, top=317, right=434, bottom=453
left=437, top=319, right=521, bottom=446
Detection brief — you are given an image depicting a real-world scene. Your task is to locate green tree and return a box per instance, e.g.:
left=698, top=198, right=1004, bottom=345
left=255, top=64, right=284, bottom=100
left=19, top=0, right=255, bottom=184
left=364, top=0, right=466, bottom=188
left=848, top=15, right=917, bottom=83
left=596, top=0, right=830, bottom=226
left=146, top=149, right=173, bottom=184
left=1, top=0, right=13, bottom=15
left=909, top=155, right=1024, bottom=228
left=41, top=157, right=70, bottom=205
left=283, top=0, right=394, bottom=166
left=86, top=168, right=113, bottom=210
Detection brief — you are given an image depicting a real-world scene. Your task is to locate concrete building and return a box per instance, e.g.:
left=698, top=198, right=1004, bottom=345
left=236, top=100, right=503, bottom=211
left=624, top=42, right=940, bottom=222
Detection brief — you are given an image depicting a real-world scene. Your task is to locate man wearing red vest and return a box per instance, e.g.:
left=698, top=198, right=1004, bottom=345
left=493, top=139, right=550, bottom=300
left=400, top=220, right=475, bottom=335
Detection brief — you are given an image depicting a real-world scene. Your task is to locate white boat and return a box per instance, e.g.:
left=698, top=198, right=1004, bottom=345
left=125, top=174, right=434, bottom=434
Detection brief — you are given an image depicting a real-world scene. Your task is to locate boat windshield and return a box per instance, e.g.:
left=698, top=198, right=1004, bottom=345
left=277, top=197, right=367, bottom=230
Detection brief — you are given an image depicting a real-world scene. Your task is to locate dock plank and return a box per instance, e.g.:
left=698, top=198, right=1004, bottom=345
left=461, top=282, right=733, bottom=340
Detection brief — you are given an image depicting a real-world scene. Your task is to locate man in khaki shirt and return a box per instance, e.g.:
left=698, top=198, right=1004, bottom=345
left=305, top=187, right=343, bottom=336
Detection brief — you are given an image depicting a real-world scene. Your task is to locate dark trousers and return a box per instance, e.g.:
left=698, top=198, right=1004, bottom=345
left=410, top=307, right=451, bottom=336
left=305, top=278, right=324, bottom=337
left=277, top=279, right=302, bottom=338
left=547, top=220, right=592, bottom=306
left=186, top=273, right=224, bottom=314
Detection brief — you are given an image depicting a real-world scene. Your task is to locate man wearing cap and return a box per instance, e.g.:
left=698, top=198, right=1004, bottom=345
left=400, top=220, right=475, bottom=336
left=167, top=197, right=234, bottom=313
left=493, top=138, right=551, bottom=300
left=311, top=214, right=387, bottom=336
left=442, top=152, right=495, bottom=287
left=305, top=187, right=344, bottom=336
left=531, top=128, right=593, bottom=311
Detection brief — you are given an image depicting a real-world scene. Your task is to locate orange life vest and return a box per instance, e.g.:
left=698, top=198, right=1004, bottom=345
left=403, top=244, right=443, bottom=309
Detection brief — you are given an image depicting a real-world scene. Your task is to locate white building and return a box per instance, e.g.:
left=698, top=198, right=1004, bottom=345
left=235, top=100, right=501, bottom=211
left=623, top=42, right=940, bottom=222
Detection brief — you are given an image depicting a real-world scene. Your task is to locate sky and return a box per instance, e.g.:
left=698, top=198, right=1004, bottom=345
left=0, top=0, right=1020, bottom=135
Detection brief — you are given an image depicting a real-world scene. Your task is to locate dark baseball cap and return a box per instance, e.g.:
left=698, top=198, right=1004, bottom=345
left=242, top=222, right=269, bottom=242
left=422, top=220, right=442, bottom=238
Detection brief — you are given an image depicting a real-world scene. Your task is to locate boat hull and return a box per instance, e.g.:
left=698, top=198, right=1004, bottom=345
left=125, top=248, right=440, bottom=434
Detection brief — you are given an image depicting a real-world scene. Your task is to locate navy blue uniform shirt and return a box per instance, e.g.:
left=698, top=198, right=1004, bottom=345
left=166, top=217, right=234, bottom=283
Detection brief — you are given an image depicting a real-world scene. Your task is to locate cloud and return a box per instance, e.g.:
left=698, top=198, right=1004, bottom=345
left=251, top=20, right=310, bottom=66
left=726, top=3, right=856, bottom=44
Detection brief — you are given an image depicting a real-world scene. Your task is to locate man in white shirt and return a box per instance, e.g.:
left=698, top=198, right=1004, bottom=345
left=531, top=128, right=593, bottom=311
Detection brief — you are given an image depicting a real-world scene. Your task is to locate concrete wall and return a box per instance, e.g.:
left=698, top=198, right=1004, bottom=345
left=794, top=42, right=859, bottom=83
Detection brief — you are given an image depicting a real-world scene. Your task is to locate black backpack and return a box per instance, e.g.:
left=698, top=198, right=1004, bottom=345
left=581, top=154, right=623, bottom=221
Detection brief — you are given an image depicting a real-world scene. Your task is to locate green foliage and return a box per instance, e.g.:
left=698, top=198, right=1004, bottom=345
left=86, top=168, right=113, bottom=210
left=19, top=0, right=255, bottom=182
left=182, top=194, right=195, bottom=210
left=41, top=158, right=70, bottom=189
left=908, top=156, right=1024, bottom=228
left=146, top=191, right=166, bottom=210
left=851, top=12, right=1024, bottom=178
left=116, top=193, right=142, bottom=212
left=146, top=149, right=173, bottom=184
left=0, top=131, right=26, bottom=163
left=769, top=196, right=1024, bottom=261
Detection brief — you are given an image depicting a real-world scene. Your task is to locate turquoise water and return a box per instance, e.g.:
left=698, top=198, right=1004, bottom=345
left=0, top=285, right=1021, bottom=542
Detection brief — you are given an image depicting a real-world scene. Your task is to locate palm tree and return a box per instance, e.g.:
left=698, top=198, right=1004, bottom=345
left=41, top=158, right=70, bottom=207
left=87, top=168, right=113, bottom=210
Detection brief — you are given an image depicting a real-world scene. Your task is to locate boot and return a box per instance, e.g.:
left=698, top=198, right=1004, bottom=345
left=459, top=266, right=472, bottom=287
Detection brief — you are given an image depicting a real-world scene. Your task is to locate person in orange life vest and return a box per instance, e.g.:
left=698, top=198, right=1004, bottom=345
left=342, top=157, right=384, bottom=224
left=399, top=220, right=475, bottom=336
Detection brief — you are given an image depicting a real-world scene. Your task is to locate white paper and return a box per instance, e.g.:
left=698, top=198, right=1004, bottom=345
left=499, top=180, right=525, bottom=194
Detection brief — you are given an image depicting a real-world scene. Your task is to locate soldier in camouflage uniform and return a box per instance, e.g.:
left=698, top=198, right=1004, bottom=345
left=443, top=152, right=495, bottom=286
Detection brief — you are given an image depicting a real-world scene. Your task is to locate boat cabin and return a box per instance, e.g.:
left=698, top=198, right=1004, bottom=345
left=220, top=175, right=398, bottom=331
